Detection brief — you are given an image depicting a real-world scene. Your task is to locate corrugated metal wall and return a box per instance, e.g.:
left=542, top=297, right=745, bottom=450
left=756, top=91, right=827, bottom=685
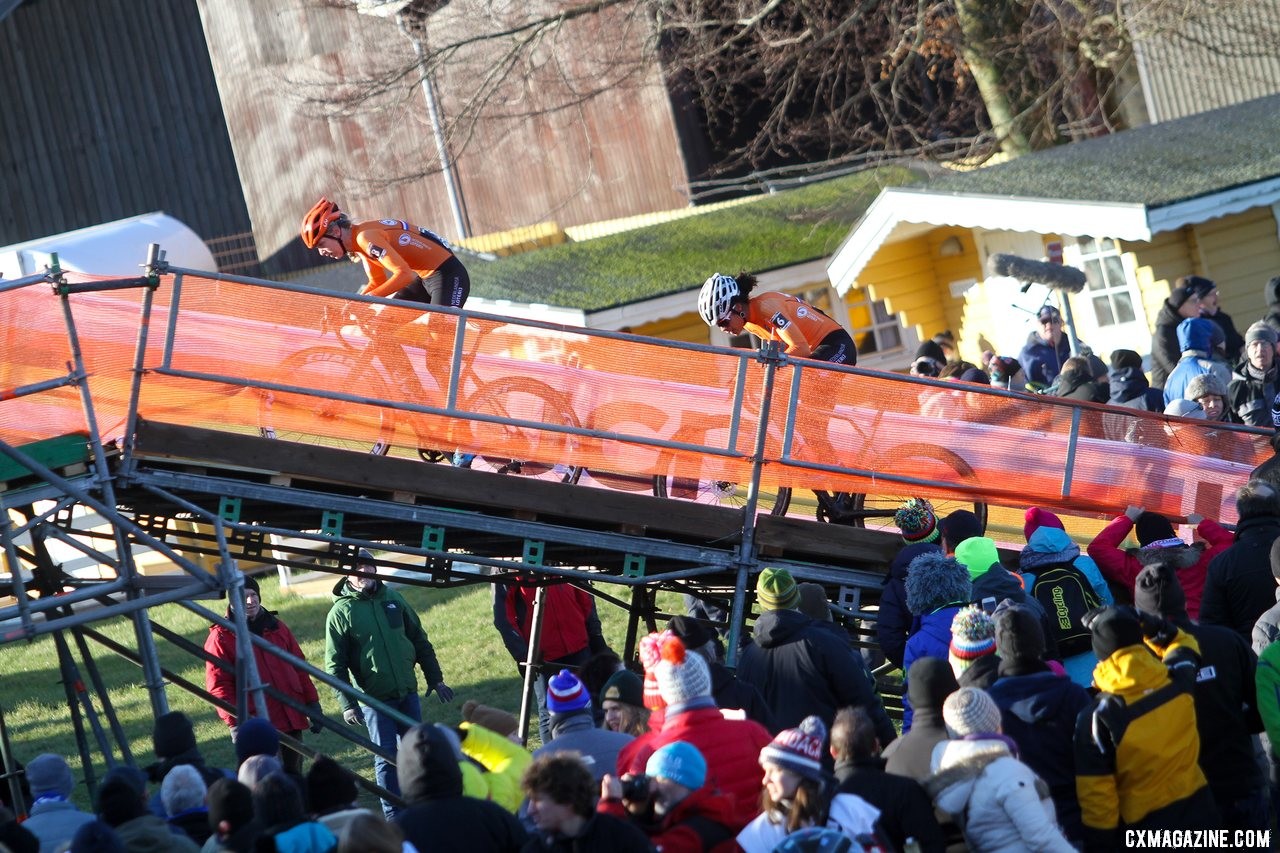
left=0, top=0, right=252, bottom=258
left=1135, top=1, right=1280, bottom=123
left=196, top=0, right=691, bottom=271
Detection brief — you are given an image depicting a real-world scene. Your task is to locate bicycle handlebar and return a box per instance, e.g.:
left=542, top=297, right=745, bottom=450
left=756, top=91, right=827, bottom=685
left=320, top=302, right=377, bottom=350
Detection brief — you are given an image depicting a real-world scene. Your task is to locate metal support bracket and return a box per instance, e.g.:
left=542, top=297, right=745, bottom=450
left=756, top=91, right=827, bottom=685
left=217, top=496, right=241, bottom=525
left=622, top=553, right=646, bottom=579
left=421, top=525, right=445, bottom=552
left=321, top=510, right=344, bottom=538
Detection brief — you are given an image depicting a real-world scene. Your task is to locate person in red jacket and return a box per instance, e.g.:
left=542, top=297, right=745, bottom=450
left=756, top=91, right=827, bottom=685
left=620, top=633, right=772, bottom=833
left=1086, top=505, right=1232, bottom=617
left=204, top=574, right=323, bottom=775
left=493, top=580, right=612, bottom=744
left=600, top=741, right=737, bottom=852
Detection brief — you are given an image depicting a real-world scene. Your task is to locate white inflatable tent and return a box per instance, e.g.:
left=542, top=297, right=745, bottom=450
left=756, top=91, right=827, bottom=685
left=0, top=212, right=217, bottom=278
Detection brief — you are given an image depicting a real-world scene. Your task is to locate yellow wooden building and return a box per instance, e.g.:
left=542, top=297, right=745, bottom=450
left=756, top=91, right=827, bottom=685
left=827, top=94, right=1280, bottom=370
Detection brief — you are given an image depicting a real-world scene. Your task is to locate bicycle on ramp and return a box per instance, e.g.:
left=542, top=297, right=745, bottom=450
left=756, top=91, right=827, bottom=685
left=652, top=382, right=987, bottom=531
left=257, top=304, right=583, bottom=484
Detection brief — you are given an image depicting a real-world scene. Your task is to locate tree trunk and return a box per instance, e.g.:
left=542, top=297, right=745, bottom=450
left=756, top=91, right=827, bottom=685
left=955, top=0, right=1032, bottom=157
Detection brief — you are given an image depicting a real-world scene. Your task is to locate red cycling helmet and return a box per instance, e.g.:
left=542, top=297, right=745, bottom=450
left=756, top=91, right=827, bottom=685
left=300, top=197, right=343, bottom=248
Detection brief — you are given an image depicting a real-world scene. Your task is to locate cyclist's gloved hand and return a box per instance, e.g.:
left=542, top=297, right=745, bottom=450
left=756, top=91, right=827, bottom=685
left=340, top=299, right=374, bottom=326
left=429, top=682, right=455, bottom=704
left=342, top=707, right=362, bottom=727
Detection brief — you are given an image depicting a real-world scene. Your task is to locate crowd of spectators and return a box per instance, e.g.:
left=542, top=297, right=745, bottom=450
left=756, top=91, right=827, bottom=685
left=10, top=473, right=1280, bottom=853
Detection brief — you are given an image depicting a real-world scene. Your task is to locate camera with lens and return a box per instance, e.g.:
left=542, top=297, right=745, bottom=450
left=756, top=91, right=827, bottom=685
left=620, top=774, right=652, bottom=801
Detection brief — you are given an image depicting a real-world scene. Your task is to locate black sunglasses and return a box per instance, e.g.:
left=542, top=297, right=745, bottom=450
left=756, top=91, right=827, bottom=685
left=716, top=308, right=744, bottom=329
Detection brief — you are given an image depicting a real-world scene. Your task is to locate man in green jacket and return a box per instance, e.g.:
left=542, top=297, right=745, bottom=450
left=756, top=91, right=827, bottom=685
left=325, top=549, right=453, bottom=818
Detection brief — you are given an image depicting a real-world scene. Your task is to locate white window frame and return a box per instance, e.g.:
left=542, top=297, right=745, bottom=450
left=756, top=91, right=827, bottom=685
left=1071, top=236, right=1141, bottom=328
left=842, top=286, right=910, bottom=360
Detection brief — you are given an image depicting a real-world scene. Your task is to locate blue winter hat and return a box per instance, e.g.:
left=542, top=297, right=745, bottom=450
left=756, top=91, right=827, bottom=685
left=646, top=741, right=707, bottom=790
left=235, top=716, right=280, bottom=764
left=546, top=669, right=591, bottom=714
left=904, top=551, right=972, bottom=615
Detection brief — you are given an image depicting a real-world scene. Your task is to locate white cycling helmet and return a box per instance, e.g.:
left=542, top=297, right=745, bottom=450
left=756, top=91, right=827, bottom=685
left=698, top=273, right=740, bottom=327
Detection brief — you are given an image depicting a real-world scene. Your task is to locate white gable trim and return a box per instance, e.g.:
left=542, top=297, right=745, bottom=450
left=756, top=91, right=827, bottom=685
left=827, top=187, right=1150, bottom=295
left=1146, top=176, right=1280, bottom=235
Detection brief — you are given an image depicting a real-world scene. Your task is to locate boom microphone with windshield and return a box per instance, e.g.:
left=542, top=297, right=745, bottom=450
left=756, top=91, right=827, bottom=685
left=988, top=253, right=1087, bottom=293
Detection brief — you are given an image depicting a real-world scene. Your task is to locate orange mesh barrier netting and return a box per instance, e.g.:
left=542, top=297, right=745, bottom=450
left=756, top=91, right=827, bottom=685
left=0, top=273, right=1267, bottom=524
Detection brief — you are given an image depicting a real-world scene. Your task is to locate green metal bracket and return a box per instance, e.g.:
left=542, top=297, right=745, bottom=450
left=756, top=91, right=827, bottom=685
left=522, top=539, right=545, bottom=566
left=622, top=553, right=646, bottom=579
left=217, top=496, right=241, bottom=525
left=421, top=525, right=445, bottom=552
left=320, top=510, right=344, bottom=538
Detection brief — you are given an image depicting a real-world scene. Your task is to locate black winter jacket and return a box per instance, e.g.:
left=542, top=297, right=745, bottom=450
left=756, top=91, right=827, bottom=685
left=1198, top=515, right=1280, bottom=639
left=1151, top=301, right=1185, bottom=389
left=969, top=567, right=1061, bottom=662
left=737, top=609, right=896, bottom=746
left=520, top=813, right=653, bottom=853
left=1206, top=309, right=1245, bottom=364
left=835, top=757, right=946, bottom=853
left=1108, top=366, right=1163, bottom=411
left=987, top=663, right=1094, bottom=844
left=876, top=543, right=940, bottom=668
left=396, top=725, right=529, bottom=853
left=1177, top=618, right=1264, bottom=802
left=707, top=659, right=777, bottom=732
left=1228, top=358, right=1278, bottom=427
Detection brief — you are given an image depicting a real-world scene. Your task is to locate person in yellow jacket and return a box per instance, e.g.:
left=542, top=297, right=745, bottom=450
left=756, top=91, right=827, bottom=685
left=450, top=719, right=531, bottom=813
left=1074, top=605, right=1220, bottom=850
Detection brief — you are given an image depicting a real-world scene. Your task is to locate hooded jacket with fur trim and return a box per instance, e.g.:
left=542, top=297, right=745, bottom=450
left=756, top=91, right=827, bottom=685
left=927, top=737, right=1074, bottom=852
left=1086, top=515, right=1231, bottom=618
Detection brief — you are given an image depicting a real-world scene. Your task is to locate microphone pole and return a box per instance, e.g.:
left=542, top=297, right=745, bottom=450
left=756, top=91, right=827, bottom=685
left=989, top=253, right=1087, bottom=358
left=1060, top=293, right=1081, bottom=357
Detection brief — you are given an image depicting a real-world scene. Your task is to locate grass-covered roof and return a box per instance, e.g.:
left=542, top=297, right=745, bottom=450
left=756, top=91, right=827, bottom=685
left=928, top=93, right=1280, bottom=208
left=466, top=165, right=922, bottom=312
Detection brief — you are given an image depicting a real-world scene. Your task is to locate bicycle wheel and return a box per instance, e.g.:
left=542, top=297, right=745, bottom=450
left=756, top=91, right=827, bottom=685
left=846, top=444, right=987, bottom=532
left=461, top=377, right=583, bottom=484
left=258, top=347, right=396, bottom=455
left=653, top=465, right=793, bottom=516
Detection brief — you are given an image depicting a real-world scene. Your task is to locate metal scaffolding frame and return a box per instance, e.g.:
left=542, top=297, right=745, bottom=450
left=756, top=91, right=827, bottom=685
left=12, top=241, right=1172, bottom=807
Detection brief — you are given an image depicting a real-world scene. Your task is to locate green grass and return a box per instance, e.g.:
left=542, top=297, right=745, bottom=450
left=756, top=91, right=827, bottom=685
left=0, top=572, right=658, bottom=811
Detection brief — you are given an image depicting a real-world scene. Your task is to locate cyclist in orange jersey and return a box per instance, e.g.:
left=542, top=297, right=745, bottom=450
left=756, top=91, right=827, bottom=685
left=699, top=272, right=856, bottom=364
left=300, top=197, right=470, bottom=308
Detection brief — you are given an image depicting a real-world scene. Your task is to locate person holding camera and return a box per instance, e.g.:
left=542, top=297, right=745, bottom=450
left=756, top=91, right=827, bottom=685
left=599, top=741, right=736, bottom=853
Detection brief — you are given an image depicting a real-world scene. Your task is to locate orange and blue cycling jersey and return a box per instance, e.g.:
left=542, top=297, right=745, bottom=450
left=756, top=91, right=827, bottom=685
left=745, top=291, right=844, bottom=358
left=350, top=219, right=456, bottom=298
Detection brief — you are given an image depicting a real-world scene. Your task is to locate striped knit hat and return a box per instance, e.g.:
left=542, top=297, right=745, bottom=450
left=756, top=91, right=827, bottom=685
left=948, top=605, right=996, bottom=675
left=546, top=669, right=590, bottom=714
left=760, top=715, right=828, bottom=782
left=757, top=568, right=800, bottom=611
left=895, top=498, right=940, bottom=545
left=639, top=631, right=674, bottom=712
left=943, top=687, right=1002, bottom=737
left=651, top=635, right=713, bottom=708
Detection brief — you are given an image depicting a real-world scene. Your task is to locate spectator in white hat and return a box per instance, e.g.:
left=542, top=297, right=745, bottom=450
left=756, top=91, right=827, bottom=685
left=926, top=688, right=1073, bottom=852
